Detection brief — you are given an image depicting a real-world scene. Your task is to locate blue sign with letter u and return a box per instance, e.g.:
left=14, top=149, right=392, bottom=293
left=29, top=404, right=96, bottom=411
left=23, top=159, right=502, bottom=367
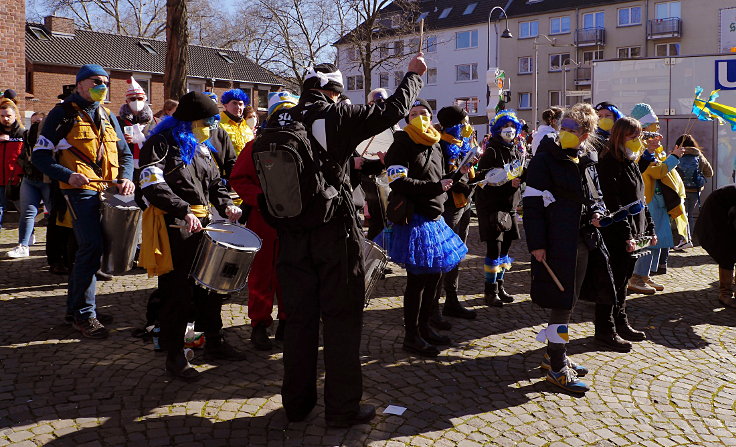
left=716, top=59, right=736, bottom=90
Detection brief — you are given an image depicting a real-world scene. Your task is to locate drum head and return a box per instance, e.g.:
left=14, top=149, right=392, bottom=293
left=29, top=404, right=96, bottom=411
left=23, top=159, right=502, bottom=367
left=101, top=190, right=139, bottom=210
left=206, top=222, right=262, bottom=250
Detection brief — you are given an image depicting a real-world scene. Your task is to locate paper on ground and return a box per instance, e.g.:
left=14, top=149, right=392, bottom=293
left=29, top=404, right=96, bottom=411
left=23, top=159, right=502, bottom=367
left=383, top=405, right=406, bottom=416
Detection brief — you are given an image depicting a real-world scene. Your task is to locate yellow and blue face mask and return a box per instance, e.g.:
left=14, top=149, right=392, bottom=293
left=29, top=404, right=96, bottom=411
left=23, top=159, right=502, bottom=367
left=559, top=118, right=582, bottom=149
left=192, top=115, right=220, bottom=143
left=409, top=114, right=432, bottom=132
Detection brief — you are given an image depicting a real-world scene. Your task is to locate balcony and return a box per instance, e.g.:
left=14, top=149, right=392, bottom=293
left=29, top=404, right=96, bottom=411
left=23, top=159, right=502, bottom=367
left=647, top=17, right=682, bottom=39
left=574, top=67, right=592, bottom=85
left=575, top=28, right=605, bottom=47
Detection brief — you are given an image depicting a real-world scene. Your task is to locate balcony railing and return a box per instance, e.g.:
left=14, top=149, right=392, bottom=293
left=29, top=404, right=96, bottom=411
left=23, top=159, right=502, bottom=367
left=647, top=17, right=682, bottom=39
left=575, top=28, right=605, bottom=46
left=574, top=67, right=592, bottom=85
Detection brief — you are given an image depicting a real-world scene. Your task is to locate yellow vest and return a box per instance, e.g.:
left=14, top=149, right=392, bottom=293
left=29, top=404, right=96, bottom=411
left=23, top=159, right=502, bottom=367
left=219, top=113, right=254, bottom=155
left=59, top=104, right=121, bottom=192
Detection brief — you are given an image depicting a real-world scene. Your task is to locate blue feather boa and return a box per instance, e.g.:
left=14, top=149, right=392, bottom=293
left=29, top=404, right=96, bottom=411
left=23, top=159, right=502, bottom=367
left=148, top=116, right=217, bottom=165
left=441, top=124, right=474, bottom=165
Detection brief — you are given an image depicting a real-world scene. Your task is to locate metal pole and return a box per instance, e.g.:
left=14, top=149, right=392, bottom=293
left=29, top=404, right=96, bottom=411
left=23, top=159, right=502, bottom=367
left=533, top=38, right=539, bottom=128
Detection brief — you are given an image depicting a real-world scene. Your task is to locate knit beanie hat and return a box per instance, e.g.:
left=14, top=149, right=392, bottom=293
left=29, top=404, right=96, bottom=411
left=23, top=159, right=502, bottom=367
left=630, top=103, right=658, bottom=127
left=125, top=77, right=146, bottom=98
left=203, top=92, right=218, bottom=103
left=267, top=91, right=299, bottom=117
left=221, top=89, right=249, bottom=105
left=437, top=106, right=468, bottom=129
left=303, top=64, right=344, bottom=94
left=173, top=91, right=221, bottom=122
left=2, top=89, right=17, bottom=101
left=594, top=101, right=624, bottom=121
left=76, top=64, right=109, bottom=83
left=404, top=98, right=433, bottom=124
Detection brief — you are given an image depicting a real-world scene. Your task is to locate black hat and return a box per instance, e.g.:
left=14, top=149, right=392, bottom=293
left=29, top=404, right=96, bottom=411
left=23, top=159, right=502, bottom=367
left=173, top=91, right=221, bottom=122
left=437, top=105, right=467, bottom=129
left=303, top=64, right=344, bottom=94
left=405, top=98, right=433, bottom=123
left=2, top=89, right=17, bottom=100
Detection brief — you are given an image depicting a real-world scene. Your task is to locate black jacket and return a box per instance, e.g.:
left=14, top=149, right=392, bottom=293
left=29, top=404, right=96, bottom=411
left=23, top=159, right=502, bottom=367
left=139, top=130, right=232, bottom=220
left=523, top=137, right=611, bottom=309
left=695, top=184, right=736, bottom=266
left=597, top=149, right=655, bottom=252
left=208, top=127, right=237, bottom=180
left=384, top=131, right=446, bottom=220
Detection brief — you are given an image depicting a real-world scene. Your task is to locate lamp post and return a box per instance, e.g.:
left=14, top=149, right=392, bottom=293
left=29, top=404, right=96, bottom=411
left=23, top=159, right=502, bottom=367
left=561, top=57, right=580, bottom=108
left=533, top=34, right=574, bottom=127
left=486, top=6, right=512, bottom=113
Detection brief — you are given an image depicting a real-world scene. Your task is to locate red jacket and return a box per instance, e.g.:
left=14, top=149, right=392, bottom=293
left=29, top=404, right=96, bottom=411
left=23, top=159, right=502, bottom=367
left=229, top=140, right=262, bottom=208
left=0, top=123, right=25, bottom=185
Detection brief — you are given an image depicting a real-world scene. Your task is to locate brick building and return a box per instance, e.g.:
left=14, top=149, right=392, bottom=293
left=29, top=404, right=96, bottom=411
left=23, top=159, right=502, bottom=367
left=25, top=16, right=283, bottom=119
left=0, top=0, right=26, bottom=111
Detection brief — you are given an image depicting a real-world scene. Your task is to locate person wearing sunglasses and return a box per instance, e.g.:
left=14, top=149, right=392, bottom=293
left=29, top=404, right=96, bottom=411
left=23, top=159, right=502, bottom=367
left=594, top=117, right=655, bottom=352
left=523, top=103, right=614, bottom=394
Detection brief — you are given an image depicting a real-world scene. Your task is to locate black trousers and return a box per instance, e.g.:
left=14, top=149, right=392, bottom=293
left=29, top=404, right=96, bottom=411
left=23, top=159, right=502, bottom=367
left=486, top=233, right=514, bottom=262
left=277, top=216, right=365, bottom=422
left=594, top=250, right=635, bottom=331
left=437, top=204, right=471, bottom=294
left=158, top=217, right=223, bottom=355
left=363, top=179, right=385, bottom=241
left=406, top=272, right=441, bottom=332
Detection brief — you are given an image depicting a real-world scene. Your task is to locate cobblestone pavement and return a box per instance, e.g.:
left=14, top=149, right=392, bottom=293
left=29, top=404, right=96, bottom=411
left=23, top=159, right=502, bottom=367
left=1, top=218, right=735, bottom=447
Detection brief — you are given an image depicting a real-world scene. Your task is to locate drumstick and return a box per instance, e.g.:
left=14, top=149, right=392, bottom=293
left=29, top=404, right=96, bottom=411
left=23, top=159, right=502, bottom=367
left=88, top=179, right=124, bottom=184
left=168, top=225, right=233, bottom=233
left=360, top=135, right=377, bottom=157
left=418, top=19, right=424, bottom=53
left=541, top=259, right=565, bottom=292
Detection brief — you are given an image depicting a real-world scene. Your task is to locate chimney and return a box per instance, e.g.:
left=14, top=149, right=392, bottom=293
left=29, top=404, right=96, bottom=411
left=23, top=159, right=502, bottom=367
left=44, top=16, right=75, bottom=35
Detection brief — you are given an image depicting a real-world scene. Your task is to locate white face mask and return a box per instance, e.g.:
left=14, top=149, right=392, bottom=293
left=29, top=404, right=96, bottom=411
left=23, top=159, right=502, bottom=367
left=129, top=100, right=145, bottom=113
left=500, top=128, right=516, bottom=142
left=246, top=117, right=257, bottom=130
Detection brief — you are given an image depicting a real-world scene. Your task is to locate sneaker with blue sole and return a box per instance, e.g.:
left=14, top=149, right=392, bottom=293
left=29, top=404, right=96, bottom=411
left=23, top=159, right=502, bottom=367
left=540, top=353, right=588, bottom=377
left=546, top=366, right=590, bottom=394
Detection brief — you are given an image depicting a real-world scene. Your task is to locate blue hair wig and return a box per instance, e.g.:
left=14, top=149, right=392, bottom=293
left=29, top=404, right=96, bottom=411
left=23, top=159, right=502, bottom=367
left=490, top=110, right=522, bottom=138
left=148, top=116, right=218, bottom=165
left=221, top=89, right=250, bottom=105
left=441, top=124, right=474, bottom=162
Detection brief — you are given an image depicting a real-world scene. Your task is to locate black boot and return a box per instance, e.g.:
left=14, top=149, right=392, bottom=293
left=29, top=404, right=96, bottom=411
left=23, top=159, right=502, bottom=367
left=166, top=350, right=200, bottom=382
left=402, top=331, right=440, bottom=357
left=497, top=279, right=515, bottom=303
left=442, top=290, right=477, bottom=319
left=419, top=324, right=451, bottom=346
left=204, top=333, right=248, bottom=361
left=274, top=320, right=285, bottom=341
left=594, top=331, right=632, bottom=352
left=484, top=282, right=503, bottom=307
left=250, top=323, right=272, bottom=351
left=615, top=315, right=646, bottom=341
left=429, top=300, right=452, bottom=330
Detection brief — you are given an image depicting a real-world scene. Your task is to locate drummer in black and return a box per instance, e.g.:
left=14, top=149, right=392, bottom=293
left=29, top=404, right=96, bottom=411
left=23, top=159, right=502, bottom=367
left=139, top=92, right=245, bottom=381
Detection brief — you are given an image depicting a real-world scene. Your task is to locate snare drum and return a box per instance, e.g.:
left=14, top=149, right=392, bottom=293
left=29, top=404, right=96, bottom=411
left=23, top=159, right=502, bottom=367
left=362, top=238, right=388, bottom=304
left=190, top=222, right=262, bottom=293
left=100, top=190, right=142, bottom=274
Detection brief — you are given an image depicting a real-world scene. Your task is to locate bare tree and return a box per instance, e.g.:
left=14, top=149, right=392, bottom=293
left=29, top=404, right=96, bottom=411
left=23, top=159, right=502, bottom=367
left=164, top=0, right=188, bottom=99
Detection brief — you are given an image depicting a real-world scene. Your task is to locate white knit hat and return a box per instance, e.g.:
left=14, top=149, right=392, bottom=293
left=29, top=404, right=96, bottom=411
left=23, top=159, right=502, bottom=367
left=125, top=76, right=146, bottom=98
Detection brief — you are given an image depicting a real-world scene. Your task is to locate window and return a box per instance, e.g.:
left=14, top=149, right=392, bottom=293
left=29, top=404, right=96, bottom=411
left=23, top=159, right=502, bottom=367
left=518, top=57, right=533, bottom=74
left=379, top=72, right=389, bottom=88
left=136, top=78, right=151, bottom=100
left=618, top=46, right=641, bottom=58
left=655, top=1, right=680, bottom=19
left=550, top=16, right=570, bottom=35
left=258, top=90, right=268, bottom=109
left=394, top=71, right=403, bottom=87
left=409, top=38, right=419, bottom=51
left=455, top=30, right=478, bottom=49
left=655, top=43, right=680, bottom=56
left=426, top=100, right=437, bottom=111
left=582, top=50, right=603, bottom=64
left=455, top=97, right=479, bottom=115
left=347, top=47, right=358, bottom=62
left=426, top=36, right=437, bottom=53
left=347, top=75, right=364, bottom=91
left=618, top=6, right=642, bottom=26
left=29, top=25, right=50, bottom=40
left=582, top=11, right=604, bottom=29
left=549, top=91, right=562, bottom=107
left=218, top=51, right=235, bottom=64
left=456, top=63, right=478, bottom=81
left=187, top=80, right=205, bottom=93
left=379, top=44, right=389, bottom=59
left=393, top=40, right=404, bottom=56
left=463, top=3, right=477, bottom=15
left=549, top=53, right=571, bottom=71
left=439, top=7, right=452, bottom=19
left=138, top=41, right=157, bottom=54
left=426, top=68, right=437, bottom=85
left=518, top=93, right=531, bottom=109
left=519, top=20, right=539, bottom=38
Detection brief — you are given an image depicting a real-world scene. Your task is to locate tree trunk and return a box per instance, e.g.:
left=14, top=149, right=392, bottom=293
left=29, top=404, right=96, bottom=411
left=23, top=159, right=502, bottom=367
left=362, top=41, right=372, bottom=102
left=165, top=0, right=189, bottom=100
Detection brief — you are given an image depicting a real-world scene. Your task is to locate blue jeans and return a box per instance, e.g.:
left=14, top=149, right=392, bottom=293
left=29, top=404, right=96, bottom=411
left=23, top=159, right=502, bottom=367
left=64, top=190, right=102, bottom=321
left=634, top=248, right=661, bottom=277
left=684, top=191, right=700, bottom=236
left=0, top=185, right=6, bottom=227
left=18, top=178, right=52, bottom=246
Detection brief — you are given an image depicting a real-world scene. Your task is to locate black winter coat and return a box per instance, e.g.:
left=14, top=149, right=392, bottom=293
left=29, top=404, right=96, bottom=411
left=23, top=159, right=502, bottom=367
left=695, top=184, right=736, bottom=267
left=208, top=127, right=237, bottom=180
left=523, top=137, right=613, bottom=309
left=384, top=131, right=446, bottom=220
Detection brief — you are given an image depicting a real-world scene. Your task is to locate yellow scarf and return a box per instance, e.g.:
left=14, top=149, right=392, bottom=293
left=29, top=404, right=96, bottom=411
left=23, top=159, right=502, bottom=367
left=139, top=204, right=210, bottom=277
left=440, top=132, right=462, bottom=146
left=404, top=115, right=441, bottom=146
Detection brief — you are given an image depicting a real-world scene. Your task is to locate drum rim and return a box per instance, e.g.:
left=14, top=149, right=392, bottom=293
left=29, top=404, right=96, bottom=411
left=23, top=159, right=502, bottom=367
left=204, top=222, right=263, bottom=251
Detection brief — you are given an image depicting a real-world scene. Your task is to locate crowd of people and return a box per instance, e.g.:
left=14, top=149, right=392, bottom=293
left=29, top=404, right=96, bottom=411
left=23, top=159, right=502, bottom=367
left=0, top=49, right=733, bottom=426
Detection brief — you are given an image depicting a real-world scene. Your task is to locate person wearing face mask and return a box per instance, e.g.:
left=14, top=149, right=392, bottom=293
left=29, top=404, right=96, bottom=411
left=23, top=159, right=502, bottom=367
left=531, top=107, right=563, bottom=156
left=138, top=91, right=245, bottom=381
left=594, top=117, right=654, bottom=351
left=594, top=102, right=624, bottom=145
left=31, top=64, right=134, bottom=339
left=243, top=106, right=258, bottom=134
left=218, top=89, right=253, bottom=156
left=475, top=110, right=525, bottom=307
left=118, top=77, right=156, bottom=168
left=523, top=103, right=613, bottom=394
left=386, top=99, right=468, bottom=358
left=201, top=92, right=237, bottom=182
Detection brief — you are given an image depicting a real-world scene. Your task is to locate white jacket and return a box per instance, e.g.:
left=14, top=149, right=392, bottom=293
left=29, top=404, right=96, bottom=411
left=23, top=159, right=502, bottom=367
left=531, top=125, right=557, bottom=156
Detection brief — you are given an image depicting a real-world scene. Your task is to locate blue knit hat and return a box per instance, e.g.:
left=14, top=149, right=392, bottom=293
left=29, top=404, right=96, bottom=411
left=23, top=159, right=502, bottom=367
left=203, top=91, right=218, bottom=103
left=267, top=91, right=299, bottom=117
left=76, top=64, right=109, bottom=83
left=221, top=89, right=249, bottom=105
left=630, top=103, right=658, bottom=127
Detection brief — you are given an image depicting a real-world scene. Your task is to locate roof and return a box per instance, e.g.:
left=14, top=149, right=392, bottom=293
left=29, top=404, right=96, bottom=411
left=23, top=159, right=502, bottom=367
left=335, top=0, right=640, bottom=45
left=25, top=23, right=283, bottom=86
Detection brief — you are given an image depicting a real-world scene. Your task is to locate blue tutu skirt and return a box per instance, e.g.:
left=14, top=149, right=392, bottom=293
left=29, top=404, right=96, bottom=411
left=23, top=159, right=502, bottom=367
left=387, top=214, right=468, bottom=275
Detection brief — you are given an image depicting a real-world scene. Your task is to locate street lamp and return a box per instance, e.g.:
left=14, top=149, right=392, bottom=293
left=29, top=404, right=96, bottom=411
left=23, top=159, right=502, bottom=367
left=561, top=57, right=580, bottom=108
left=486, top=6, right=512, bottom=111
left=533, top=34, right=575, bottom=127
